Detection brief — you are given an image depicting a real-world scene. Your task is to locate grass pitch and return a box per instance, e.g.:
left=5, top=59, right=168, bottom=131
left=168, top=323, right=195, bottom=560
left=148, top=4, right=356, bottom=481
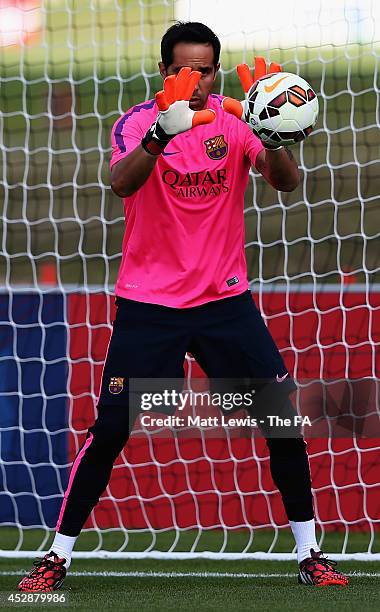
left=0, top=529, right=379, bottom=611
left=1, top=557, right=379, bottom=611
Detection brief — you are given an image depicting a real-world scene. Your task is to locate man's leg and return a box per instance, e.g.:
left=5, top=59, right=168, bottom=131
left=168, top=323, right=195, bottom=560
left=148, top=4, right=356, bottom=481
left=18, top=297, right=190, bottom=591
left=189, top=292, right=330, bottom=571
left=266, top=436, right=316, bottom=558
left=53, top=297, right=190, bottom=564
left=51, top=403, right=132, bottom=566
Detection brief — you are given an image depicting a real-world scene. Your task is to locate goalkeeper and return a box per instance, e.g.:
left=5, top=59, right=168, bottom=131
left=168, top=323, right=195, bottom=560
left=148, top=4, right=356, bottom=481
left=19, top=21, right=348, bottom=591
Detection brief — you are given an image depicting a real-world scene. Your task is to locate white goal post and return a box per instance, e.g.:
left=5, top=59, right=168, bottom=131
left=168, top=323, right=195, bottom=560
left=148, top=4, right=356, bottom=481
left=0, top=0, right=379, bottom=560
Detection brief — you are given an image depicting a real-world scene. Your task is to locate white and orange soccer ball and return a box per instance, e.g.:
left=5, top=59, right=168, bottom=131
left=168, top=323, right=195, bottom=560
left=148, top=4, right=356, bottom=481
left=245, top=72, right=319, bottom=148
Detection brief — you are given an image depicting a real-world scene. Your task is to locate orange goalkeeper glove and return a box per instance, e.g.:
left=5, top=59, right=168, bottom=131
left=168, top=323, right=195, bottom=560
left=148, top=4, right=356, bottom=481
left=142, top=67, right=216, bottom=155
left=222, top=56, right=282, bottom=148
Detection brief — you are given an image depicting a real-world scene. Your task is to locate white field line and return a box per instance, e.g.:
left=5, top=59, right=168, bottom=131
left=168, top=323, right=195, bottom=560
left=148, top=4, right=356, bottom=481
left=2, top=551, right=380, bottom=561
left=1, top=570, right=380, bottom=578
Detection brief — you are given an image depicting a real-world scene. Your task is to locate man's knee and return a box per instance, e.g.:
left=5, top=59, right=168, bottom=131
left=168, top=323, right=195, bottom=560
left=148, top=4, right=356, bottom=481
left=87, top=404, right=130, bottom=456
left=248, top=378, right=301, bottom=438
left=266, top=436, right=307, bottom=456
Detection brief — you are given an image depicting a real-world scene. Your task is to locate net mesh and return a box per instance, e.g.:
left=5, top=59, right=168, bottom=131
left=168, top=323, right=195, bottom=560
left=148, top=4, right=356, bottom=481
left=0, top=0, right=379, bottom=556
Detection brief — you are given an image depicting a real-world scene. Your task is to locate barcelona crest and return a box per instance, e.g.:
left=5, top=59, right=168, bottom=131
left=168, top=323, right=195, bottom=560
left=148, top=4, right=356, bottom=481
left=109, top=377, right=124, bottom=395
left=204, top=134, right=228, bottom=160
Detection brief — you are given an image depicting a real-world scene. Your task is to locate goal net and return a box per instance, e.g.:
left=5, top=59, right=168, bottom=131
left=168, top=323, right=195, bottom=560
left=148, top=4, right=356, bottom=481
left=0, top=0, right=379, bottom=560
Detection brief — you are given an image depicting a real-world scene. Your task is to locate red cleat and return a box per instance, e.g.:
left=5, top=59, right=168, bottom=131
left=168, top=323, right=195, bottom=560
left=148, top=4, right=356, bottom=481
left=18, top=551, right=66, bottom=592
left=298, top=549, right=349, bottom=586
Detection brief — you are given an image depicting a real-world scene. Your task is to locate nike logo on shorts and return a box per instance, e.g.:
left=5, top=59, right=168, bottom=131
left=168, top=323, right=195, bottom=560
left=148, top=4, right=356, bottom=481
left=276, top=372, right=289, bottom=383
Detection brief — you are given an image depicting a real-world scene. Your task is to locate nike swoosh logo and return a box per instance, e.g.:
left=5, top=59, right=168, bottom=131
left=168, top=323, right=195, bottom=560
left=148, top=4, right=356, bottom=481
left=264, top=76, right=288, bottom=93
left=276, top=373, right=289, bottom=383
left=162, top=151, right=179, bottom=156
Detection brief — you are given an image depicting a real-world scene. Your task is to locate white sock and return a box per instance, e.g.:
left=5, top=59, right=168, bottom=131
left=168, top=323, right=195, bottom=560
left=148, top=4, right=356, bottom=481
left=51, top=532, right=77, bottom=570
left=289, top=519, right=320, bottom=564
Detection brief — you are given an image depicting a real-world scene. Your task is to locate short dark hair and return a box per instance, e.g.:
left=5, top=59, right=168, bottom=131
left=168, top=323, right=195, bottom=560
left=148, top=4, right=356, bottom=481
left=161, top=21, right=221, bottom=69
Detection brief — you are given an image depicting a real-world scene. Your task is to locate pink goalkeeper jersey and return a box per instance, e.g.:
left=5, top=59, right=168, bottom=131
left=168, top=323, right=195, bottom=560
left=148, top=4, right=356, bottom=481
left=110, top=94, right=264, bottom=308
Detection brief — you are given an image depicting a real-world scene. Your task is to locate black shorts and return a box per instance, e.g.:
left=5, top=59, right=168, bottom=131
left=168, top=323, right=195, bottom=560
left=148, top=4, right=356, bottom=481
left=97, top=290, right=295, bottom=418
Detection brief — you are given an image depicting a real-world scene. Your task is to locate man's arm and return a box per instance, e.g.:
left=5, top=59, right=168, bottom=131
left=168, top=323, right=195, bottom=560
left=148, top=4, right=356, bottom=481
left=221, top=57, right=302, bottom=193
left=255, top=146, right=300, bottom=192
left=110, top=67, right=215, bottom=199
left=111, top=145, right=158, bottom=198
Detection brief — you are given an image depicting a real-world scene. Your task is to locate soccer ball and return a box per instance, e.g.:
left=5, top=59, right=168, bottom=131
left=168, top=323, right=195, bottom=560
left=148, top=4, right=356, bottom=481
left=245, top=72, right=319, bottom=147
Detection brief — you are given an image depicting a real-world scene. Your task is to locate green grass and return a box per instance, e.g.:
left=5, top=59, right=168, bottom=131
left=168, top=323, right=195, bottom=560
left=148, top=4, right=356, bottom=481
left=1, top=1, right=380, bottom=287
left=1, top=529, right=379, bottom=610
left=0, top=0, right=172, bottom=79
left=0, top=558, right=379, bottom=611
left=1, top=527, right=379, bottom=555
left=1, top=0, right=378, bottom=79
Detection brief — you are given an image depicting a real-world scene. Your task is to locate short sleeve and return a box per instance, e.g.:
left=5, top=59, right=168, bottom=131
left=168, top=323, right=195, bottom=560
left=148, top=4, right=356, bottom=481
left=242, top=123, right=264, bottom=168
left=110, top=104, right=151, bottom=169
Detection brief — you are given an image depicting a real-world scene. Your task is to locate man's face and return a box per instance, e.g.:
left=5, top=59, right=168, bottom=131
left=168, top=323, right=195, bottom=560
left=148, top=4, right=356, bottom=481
left=159, top=42, right=219, bottom=111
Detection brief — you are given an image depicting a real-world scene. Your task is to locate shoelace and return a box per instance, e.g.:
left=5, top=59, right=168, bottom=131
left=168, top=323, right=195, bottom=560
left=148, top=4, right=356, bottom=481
left=32, top=554, right=65, bottom=571
left=308, top=550, right=338, bottom=570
